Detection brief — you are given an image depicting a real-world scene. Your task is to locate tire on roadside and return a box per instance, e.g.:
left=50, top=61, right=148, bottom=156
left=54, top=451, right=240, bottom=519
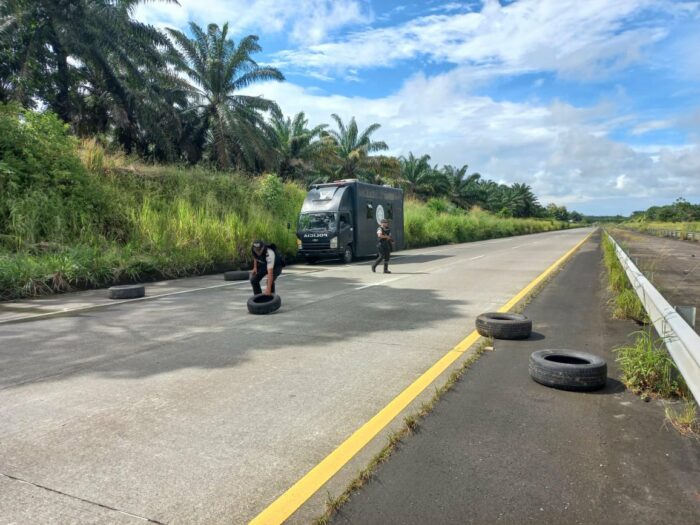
left=108, top=284, right=145, bottom=300
left=224, top=270, right=249, bottom=281
left=529, top=350, right=607, bottom=391
left=475, top=312, right=532, bottom=339
left=247, top=293, right=281, bottom=315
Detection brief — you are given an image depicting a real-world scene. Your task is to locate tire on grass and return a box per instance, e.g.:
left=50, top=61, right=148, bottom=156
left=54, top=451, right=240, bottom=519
left=108, top=284, right=145, bottom=300
left=247, top=293, right=281, bottom=315
left=475, top=312, right=532, bottom=339
left=224, top=270, right=249, bottom=281
left=529, top=350, right=607, bottom=391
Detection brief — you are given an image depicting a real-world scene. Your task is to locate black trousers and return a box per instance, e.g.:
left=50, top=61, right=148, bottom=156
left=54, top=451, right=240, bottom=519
left=373, top=245, right=391, bottom=269
left=250, top=266, right=282, bottom=295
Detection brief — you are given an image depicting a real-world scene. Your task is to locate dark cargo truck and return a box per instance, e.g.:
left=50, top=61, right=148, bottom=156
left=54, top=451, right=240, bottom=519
left=296, top=179, right=404, bottom=263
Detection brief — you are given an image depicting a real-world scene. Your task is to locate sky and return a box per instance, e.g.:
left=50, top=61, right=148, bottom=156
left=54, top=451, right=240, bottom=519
left=134, top=0, right=700, bottom=216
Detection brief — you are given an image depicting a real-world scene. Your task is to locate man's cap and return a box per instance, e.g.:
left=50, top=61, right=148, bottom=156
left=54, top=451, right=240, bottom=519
left=252, top=240, right=264, bottom=249
left=380, top=219, right=389, bottom=224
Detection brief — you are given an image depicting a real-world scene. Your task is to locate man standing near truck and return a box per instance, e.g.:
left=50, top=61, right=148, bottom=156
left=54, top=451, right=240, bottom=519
left=372, top=219, right=393, bottom=273
left=250, top=240, right=283, bottom=295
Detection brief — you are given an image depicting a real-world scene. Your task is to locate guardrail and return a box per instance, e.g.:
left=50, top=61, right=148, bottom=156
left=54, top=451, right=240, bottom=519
left=644, top=228, right=698, bottom=241
left=607, top=232, right=700, bottom=402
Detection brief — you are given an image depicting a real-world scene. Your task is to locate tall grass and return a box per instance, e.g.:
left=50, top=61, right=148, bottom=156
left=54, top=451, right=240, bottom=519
left=614, top=329, right=687, bottom=398
left=624, top=220, right=700, bottom=239
left=0, top=157, right=306, bottom=299
left=404, top=199, right=568, bottom=248
left=601, top=234, right=648, bottom=323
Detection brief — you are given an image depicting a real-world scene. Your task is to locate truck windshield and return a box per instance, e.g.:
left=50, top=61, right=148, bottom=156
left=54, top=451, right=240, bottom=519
left=299, top=212, right=337, bottom=231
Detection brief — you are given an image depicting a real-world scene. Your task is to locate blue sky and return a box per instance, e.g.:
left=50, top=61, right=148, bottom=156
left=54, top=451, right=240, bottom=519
left=135, top=0, right=700, bottom=215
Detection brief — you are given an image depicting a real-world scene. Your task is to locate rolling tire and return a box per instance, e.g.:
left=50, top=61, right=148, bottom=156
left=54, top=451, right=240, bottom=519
left=224, top=270, right=249, bottom=281
left=475, top=312, right=532, bottom=339
left=529, top=350, right=607, bottom=391
left=341, top=245, right=353, bottom=264
left=108, top=284, right=145, bottom=300
left=247, top=293, right=281, bottom=315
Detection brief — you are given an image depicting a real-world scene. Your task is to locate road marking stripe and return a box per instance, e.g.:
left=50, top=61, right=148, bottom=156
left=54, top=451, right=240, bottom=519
left=0, top=280, right=252, bottom=325
left=249, top=230, right=594, bottom=525
left=469, top=255, right=485, bottom=260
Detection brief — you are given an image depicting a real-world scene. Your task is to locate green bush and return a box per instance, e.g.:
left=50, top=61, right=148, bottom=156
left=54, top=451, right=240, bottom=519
left=0, top=103, right=115, bottom=249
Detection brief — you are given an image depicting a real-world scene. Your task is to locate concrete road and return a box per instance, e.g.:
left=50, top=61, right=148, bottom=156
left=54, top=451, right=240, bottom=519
left=0, top=228, right=592, bottom=524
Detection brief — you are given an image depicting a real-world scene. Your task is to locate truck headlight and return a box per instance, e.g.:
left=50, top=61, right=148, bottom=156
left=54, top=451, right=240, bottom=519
left=296, top=238, right=302, bottom=248
left=330, top=236, right=338, bottom=249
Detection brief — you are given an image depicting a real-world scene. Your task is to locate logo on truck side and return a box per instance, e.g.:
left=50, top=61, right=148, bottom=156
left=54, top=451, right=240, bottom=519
left=304, top=233, right=328, bottom=238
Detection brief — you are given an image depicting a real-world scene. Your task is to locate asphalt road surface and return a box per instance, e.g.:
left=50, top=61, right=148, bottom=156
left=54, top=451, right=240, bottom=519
left=330, top=231, right=700, bottom=525
left=0, top=227, right=592, bottom=524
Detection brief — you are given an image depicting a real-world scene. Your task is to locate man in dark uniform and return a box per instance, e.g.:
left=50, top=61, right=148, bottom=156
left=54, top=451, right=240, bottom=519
left=372, top=219, right=393, bottom=273
left=250, top=240, right=283, bottom=295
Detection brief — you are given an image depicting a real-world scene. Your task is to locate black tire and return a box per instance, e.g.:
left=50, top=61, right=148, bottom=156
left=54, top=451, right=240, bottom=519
left=108, top=284, right=145, bottom=300
left=475, top=312, right=532, bottom=339
left=529, top=350, right=607, bottom=391
left=224, top=270, right=249, bottom=281
left=247, top=293, right=282, bottom=315
left=341, top=245, right=353, bottom=264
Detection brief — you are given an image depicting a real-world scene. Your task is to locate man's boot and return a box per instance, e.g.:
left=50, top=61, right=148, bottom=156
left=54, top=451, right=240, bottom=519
left=383, top=263, right=391, bottom=274
left=371, top=262, right=377, bottom=272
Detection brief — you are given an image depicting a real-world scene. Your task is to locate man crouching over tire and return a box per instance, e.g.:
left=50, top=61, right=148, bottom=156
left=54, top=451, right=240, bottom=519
left=250, top=240, right=282, bottom=295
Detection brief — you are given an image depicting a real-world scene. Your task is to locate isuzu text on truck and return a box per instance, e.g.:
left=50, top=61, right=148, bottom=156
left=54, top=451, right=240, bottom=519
left=296, top=179, right=404, bottom=263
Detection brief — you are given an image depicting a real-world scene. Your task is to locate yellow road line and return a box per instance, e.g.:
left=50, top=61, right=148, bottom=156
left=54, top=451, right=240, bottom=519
left=250, top=230, right=594, bottom=525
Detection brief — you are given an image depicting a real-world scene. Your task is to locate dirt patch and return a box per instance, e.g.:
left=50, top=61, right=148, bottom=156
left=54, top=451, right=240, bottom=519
left=611, top=228, right=700, bottom=332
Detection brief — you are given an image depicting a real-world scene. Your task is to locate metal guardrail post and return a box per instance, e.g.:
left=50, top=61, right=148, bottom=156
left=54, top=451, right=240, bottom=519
left=607, top=232, right=700, bottom=402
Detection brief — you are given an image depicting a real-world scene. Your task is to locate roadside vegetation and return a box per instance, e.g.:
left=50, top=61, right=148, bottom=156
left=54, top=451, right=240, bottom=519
left=601, top=235, right=648, bottom=322
left=603, top=232, right=697, bottom=434
left=0, top=2, right=579, bottom=300
left=622, top=199, right=700, bottom=239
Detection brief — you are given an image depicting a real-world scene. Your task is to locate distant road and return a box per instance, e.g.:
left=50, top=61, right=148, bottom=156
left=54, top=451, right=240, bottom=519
left=0, top=227, right=593, bottom=524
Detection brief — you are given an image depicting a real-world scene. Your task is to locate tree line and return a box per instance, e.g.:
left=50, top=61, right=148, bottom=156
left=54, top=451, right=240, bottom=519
left=0, top=0, right=579, bottom=220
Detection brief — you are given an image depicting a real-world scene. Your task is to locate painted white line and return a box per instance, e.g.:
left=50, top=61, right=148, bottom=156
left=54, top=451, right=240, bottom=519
left=0, top=280, right=252, bottom=324
left=469, top=255, right=485, bottom=260
left=354, top=276, right=404, bottom=290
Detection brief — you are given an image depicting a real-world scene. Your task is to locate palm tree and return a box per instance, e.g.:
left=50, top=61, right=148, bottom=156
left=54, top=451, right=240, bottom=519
left=0, top=0, right=176, bottom=152
left=167, top=22, right=284, bottom=170
left=442, top=165, right=483, bottom=209
left=269, top=111, right=326, bottom=181
left=324, top=114, right=388, bottom=180
left=398, top=152, right=434, bottom=198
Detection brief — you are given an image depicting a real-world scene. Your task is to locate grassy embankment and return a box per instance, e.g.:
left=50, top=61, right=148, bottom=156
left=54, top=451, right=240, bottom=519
left=0, top=104, right=569, bottom=300
left=602, top=233, right=697, bottom=434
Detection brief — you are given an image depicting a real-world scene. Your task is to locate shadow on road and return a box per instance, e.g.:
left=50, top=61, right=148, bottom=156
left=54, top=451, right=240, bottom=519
left=0, top=275, right=469, bottom=389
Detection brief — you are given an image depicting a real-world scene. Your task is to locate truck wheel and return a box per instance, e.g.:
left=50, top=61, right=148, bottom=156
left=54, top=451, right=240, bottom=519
left=247, top=293, right=281, bottom=315
left=341, top=245, right=353, bottom=264
left=529, top=350, right=607, bottom=391
left=475, top=312, right=532, bottom=339
left=305, top=256, right=318, bottom=265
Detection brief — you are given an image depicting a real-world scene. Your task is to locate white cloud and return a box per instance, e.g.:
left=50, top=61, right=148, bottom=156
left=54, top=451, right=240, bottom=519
left=631, top=119, right=673, bottom=135
left=272, top=0, right=682, bottom=79
left=134, top=0, right=369, bottom=44
left=243, top=69, right=700, bottom=210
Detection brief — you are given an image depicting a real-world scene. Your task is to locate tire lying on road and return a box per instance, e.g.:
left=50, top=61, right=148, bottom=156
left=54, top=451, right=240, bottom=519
left=108, top=284, right=145, bottom=300
left=224, top=270, right=249, bottom=281
left=247, top=294, right=282, bottom=315
left=475, top=312, right=532, bottom=339
left=529, top=350, right=607, bottom=391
